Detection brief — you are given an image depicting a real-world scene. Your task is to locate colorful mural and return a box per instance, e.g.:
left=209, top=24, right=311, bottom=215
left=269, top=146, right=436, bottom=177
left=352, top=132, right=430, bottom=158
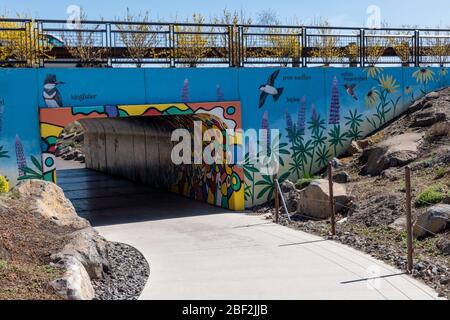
left=0, top=67, right=448, bottom=211
left=239, top=66, right=449, bottom=208
left=39, top=102, right=244, bottom=211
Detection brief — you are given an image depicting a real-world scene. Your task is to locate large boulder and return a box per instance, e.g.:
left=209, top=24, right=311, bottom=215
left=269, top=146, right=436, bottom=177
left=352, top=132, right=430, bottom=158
left=437, top=237, right=450, bottom=256
left=281, top=180, right=296, bottom=194
left=296, top=179, right=351, bottom=219
left=413, top=205, right=450, bottom=238
left=333, top=171, right=350, bottom=184
left=50, top=256, right=95, bottom=300
left=15, top=180, right=89, bottom=230
left=281, top=180, right=300, bottom=213
left=411, top=110, right=446, bottom=128
left=424, top=91, right=440, bottom=101
left=51, top=228, right=109, bottom=280
left=361, top=133, right=423, bottom=176
left=426, top=121, right=450, bottom=139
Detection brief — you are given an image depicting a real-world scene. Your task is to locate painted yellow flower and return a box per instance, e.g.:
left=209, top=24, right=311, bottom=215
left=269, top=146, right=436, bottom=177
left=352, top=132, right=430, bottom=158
left=413, top=68, right=435, bottom=84
left=365, top=88, right=380, bottom=108
left=0, top=175, right=8, bottom=193
left=439, top=67, right=448, bottom=76
left=379, top=74, right=399, bottom=93
left=364, top=66, right=384, bottom=79
left=405, top=86, right=413, bottom=95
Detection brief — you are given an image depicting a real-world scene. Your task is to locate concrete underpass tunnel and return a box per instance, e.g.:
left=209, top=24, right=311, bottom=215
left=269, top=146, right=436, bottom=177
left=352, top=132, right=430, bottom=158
left=51, top=114, right=244, bottom=215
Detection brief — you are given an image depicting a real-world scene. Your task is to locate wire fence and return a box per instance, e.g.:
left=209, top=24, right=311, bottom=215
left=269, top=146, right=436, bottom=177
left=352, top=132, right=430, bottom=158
left=3, top=18, right=450, bottom=67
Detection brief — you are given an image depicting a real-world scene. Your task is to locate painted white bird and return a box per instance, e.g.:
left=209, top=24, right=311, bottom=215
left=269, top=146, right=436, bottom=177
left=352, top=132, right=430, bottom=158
left=259, top=70, right=284, bottom=108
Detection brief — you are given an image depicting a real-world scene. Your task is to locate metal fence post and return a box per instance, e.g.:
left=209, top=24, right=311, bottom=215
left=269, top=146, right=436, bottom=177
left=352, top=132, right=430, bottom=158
left=228, top=25, right=234, bottom=67
left=302, top=27, right=307, bottom=68
left=414, top=30, right=420, bottom=67
left=405, top=166, right=414, bottom=273
left=169, top=24, right=175, bottom=68
left=328, top=162, right=336, bottom=236
left=361, top=29, right=366, bottom=68
left=238, top=25, right=243, bottom=67
left=274, top=173, right=280, bottom=224
left=359, top=29, right=364, bottom=68
left=106, top=22, right=112, bottom=67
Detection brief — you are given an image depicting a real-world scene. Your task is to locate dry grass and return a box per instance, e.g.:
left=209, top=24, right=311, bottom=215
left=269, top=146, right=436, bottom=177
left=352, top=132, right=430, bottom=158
left=0, top=192, right=75, bottom=300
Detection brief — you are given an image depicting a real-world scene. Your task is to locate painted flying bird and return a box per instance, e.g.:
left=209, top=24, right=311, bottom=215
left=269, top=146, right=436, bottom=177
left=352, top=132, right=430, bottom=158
left=344, top=84, right=358, bottom=101
left=259, top=70, right=284, bottom=108
left=43, top=74, right=65, bottom=108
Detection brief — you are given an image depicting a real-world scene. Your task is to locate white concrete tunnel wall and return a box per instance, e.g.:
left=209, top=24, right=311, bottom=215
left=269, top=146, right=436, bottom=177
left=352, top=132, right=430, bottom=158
left=78, top=117, right=177, bottom=189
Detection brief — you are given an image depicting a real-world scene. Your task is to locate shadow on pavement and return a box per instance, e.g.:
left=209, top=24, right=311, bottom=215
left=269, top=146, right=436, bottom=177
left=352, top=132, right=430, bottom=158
left=57, top=168, right=233, bottom=227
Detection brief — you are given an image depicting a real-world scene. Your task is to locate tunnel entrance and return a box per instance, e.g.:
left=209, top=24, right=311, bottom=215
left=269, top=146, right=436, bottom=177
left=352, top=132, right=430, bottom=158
left=39, top=102, right=244, bottom=211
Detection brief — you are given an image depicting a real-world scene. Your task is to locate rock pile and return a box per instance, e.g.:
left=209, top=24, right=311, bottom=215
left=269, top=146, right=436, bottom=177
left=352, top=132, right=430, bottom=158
left=14, top=179, right=152, bottom=300
left=56, top=122, right=85, bottom=163
left=282, top=179, right=352, bottom=220
left=15, top=180, right=108, bottom=300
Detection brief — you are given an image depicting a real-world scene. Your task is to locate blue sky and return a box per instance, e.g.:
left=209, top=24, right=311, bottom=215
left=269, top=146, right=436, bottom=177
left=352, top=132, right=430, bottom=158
left=1, top=0, right=449, bottom=28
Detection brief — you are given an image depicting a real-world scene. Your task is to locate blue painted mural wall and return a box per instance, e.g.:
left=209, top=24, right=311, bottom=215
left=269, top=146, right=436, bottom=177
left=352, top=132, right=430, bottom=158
left=0, top=66, right=447, bottom=208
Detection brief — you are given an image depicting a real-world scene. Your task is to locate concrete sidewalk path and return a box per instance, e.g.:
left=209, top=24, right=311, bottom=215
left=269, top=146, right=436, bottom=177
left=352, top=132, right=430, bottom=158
left=58, top=168, right=440, bottom=300
left=94, top=199, right=440, bottom=300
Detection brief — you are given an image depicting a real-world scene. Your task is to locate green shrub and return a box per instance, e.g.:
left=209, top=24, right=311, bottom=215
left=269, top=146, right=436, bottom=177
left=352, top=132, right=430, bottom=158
left=296, top=177, right=320, bottom=190
left=0, top=175, right=8, bottom=193
left=415, top=184, right=446, bottom=207
left=435, top=167, right=448, bottom=179
left=0, top=260, right=7, bottom=271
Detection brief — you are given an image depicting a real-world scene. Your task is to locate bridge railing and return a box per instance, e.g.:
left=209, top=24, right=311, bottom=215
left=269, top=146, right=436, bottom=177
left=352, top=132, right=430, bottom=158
left=239, top=25, right=303, bottom=67
left=0, top=18, right=33, bottom=66
left=2, top=18, right=450, bottom=68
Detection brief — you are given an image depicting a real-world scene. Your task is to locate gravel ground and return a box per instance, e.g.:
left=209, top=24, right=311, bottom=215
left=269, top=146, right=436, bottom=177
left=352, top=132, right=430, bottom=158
left=92, top=242, right=150, bottom=300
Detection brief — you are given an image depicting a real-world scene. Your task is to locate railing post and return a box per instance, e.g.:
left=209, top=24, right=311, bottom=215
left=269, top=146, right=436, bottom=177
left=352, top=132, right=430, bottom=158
left=405, top=166, right=414, bottom=273
left=360, top=29, right=364, bottom=68
left=36, top=20, right=44, bottom=67
left=302, top=27, right=307, bottom=68
left=360, top=29, right=365, bottom=68
left=106, top=22, right=112, bottom=67
left=328, top=162, right=336, bottom=236
left=274, top=173, right=280, bottom=224
left=238, top=25, right=243, bottom=67
left=415, top=30, right=420, bottom=67
left=228, top=25, right=234, bottom=67
left=169, top=24, right=175, bottom=68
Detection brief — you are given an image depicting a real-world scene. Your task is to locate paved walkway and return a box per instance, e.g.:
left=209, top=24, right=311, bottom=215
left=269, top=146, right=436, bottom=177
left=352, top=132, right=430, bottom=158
left=58, top=168, right=440, bottom=300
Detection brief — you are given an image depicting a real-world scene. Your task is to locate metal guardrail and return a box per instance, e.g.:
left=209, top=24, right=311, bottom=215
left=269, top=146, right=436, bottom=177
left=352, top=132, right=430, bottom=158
left=2, top=18, right=450, bottom=67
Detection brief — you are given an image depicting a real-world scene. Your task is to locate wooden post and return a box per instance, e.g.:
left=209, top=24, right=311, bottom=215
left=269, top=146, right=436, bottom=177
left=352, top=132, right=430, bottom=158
left=328, top=162, right=336, bottom=236
left=274, top=173, right=280, bottom=224
left=405, top=166, right=414, bottom=273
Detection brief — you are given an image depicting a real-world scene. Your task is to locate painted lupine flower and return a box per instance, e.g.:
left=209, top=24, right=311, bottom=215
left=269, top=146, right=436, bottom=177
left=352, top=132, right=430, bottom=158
left=285, top=110, right=294, bottom=132
left=311, top=103, right=317, bottom=122
left=0, top=106, right=3, bottom=134
left=216, top=85, right=224, bottom=102
left=261, top=111, right=271, bottom=152
left=297, top=96, right=306, bottom=136
left=329, top=76, right=341, bottom=125
left=412, top=68, right=435, bottom=84
left=365, top=88, right=380, bottom=108
left=15, top=134, right=27, bottom=177
left=181, top=79, right=189, bottom=102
